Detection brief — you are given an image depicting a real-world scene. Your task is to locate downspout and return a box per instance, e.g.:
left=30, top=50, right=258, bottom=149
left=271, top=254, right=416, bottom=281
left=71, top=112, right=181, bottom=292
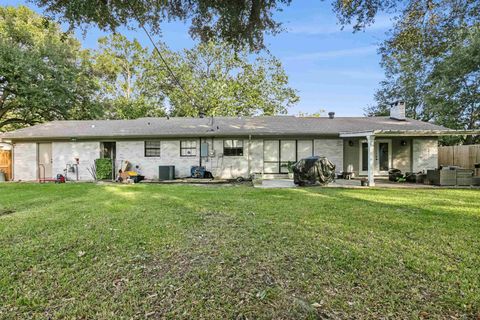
left=247, top=135, right=252, bottom=179
left=199, top=137, right=202, bottom=167
left=211, top=137, right=214, bottom=173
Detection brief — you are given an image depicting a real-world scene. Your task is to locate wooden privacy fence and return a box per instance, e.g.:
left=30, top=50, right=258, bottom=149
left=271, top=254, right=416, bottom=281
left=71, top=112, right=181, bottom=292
left=438, top=145, right=480, bottom=169
left=0, top=150, right=12, bottom=181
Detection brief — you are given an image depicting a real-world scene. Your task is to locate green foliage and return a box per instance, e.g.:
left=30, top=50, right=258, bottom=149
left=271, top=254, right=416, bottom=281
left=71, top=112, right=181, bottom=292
left=93, top=34, right=166, bottom=119
left=30, top=0, right=293, bottom=51
left=91, top=37, right=298, bottom=118
left=296, top=110, right=326, bottom=117
left=281, top=160, right=296, bottom=173
left=287, top=161, right=296, bottom=173
left=94, top=158, right=113, bottom=180
left=0, top=6, right=298, bottom=127
left=426, top=26, right=480, bottom=144
left=332, top=0, right=398, bottom=31
left=0, top=6, right=100, bottom=131
left=148, top=41, right=299, bottom=116
left=363, top=1, right=480, bottom=144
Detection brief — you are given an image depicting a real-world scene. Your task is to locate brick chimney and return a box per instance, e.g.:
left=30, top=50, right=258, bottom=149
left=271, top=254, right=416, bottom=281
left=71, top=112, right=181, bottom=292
left=390, top=101, right=406, bottom=121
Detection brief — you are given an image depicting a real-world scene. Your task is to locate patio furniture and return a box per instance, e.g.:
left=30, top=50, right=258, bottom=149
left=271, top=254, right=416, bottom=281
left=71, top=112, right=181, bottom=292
left=342, top=172, right=354, bottom=180
left=416, top=173, right=426, bottom=184
left=426, top=169, right=456, bottom=186
left=456, top=169, right=474, bottom=186
left=473, top=177, right=480, bottom=186
left=426, top=167, right=474, bottom=186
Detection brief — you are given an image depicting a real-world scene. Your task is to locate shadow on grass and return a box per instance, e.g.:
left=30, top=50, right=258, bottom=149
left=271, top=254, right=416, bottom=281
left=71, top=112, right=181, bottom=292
left=0, top=184, right=479, bottom=318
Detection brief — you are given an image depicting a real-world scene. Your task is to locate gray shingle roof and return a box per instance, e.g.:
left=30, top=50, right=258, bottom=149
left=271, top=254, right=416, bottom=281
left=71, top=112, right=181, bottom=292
left=1, top=116, right=451, bottom=140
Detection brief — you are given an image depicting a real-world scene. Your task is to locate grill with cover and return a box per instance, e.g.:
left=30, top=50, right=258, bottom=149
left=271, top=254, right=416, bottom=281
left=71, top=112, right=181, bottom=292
left=292, top=156, right=336, bottom=186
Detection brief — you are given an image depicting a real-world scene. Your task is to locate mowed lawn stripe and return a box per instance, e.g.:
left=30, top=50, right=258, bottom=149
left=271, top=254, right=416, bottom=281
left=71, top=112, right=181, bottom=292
left=0, top=184, right=479, bottom=319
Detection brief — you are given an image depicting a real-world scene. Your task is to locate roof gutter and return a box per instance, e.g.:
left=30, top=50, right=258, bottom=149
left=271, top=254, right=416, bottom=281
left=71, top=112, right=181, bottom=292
left=339, top=129, right=480, bottom=138
left=4, top=132, right=342, bottom=142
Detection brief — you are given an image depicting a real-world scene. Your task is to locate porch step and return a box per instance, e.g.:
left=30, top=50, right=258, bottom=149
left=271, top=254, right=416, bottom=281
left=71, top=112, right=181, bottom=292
left=256, top=173, right=289, bottom=180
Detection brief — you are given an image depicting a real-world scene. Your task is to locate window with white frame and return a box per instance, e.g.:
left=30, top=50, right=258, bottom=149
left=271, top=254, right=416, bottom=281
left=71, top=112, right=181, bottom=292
left=144, top=140, right=161, bottom=157
left=180, top=140, right=197, bottom=157
left=223, top=139, right=244, bottom=156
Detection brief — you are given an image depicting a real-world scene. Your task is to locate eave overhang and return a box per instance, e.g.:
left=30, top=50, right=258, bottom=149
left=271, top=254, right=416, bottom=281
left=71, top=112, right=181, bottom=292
left=339, top=129, right=480, bottom=138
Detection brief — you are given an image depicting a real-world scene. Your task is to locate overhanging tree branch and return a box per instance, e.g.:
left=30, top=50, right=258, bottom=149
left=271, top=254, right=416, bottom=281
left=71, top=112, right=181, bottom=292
left=0, top=118, right=36, bottom=129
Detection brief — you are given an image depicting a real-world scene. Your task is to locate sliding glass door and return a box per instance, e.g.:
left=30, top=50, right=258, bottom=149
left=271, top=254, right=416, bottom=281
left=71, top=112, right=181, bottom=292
left=263, top=140, right=313, bottom=174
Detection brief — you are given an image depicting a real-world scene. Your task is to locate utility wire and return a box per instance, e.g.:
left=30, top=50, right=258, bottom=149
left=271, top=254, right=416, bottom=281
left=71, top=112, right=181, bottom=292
left=127, top=3, right=200, bottom=112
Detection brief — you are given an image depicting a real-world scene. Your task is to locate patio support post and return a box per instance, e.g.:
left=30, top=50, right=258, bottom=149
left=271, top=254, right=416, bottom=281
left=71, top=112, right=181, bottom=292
left=367, top=135, right=375, bottom=187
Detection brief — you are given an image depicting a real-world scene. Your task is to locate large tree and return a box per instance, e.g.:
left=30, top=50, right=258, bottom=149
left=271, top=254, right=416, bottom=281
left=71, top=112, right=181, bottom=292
left=363, top=1, right=479, bottom=143
left=425, top=26, right=480, bottom=144
left=146, top=41, right=299, bottom=116
left=30, top=0, right=433, bottom=51
left=29, top=0, right=295, bottom=51
left=0, top=6, right=99, bottom=132
left=92, top=37, right=297, bottom=118
left=93, top=34, right=166, bottom=119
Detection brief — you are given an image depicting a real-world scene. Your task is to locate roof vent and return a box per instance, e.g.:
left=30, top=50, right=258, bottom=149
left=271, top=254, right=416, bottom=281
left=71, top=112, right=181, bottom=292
left=390, top=101, right=406, bottom=121
left=328, top=112, right=335, bottom=119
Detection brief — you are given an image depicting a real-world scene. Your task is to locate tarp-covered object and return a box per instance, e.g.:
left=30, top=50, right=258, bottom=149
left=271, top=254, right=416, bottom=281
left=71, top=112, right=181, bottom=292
left=293, top=156, right=336, bottom=186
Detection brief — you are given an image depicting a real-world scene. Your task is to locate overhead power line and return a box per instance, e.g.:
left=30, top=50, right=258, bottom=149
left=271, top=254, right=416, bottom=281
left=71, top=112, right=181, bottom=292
left=127, top=3, right=200, bottom=113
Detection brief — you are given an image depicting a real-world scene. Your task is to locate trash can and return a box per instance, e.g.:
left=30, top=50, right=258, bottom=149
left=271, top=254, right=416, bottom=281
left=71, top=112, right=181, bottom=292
left=191, top=166, right=206, bottom=178
left=0, top=172, right=5, bottom=182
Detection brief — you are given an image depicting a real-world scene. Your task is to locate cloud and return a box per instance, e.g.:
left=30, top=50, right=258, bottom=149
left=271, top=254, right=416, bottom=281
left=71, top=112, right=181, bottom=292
left=337, top=70, right=384, bottom=80
left=288, top=15, right=393, bottom=35
left=285, top=45, right=378, bottom=61
left=289, top=24, right=342, bottom=36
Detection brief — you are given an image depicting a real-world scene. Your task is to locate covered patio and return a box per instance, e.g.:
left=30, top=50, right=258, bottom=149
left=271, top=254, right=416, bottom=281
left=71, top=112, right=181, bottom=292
left=339, top=129, right=480, bottom=186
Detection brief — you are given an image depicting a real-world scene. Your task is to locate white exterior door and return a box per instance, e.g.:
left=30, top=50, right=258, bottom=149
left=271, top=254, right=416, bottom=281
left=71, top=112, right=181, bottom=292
left=38, top=143, right=53, bottom=179
left=263, top=140, right=313, bottom=173
left=359, top=139, right=392, bottom=175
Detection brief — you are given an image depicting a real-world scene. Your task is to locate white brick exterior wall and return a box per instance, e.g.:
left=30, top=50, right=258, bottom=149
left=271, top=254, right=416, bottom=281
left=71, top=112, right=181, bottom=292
left=52, top=142, right=100, bottom=181
left=412, top=138, right=438, bottom=172
left=314, top=139, right=344, bottom=172
left=13, top=142, right=37, bottom=181
left=115, top=138, right=344, bottom=180
left=11, top=137, right=347, bottom=181
left=116, top=140, right=200, bottom=179
left=191, top=138, right=251, bottom=179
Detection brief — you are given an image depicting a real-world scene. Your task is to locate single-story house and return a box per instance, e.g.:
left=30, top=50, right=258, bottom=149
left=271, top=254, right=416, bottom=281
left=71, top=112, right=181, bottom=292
left=0, top=102, right=474, bottom=186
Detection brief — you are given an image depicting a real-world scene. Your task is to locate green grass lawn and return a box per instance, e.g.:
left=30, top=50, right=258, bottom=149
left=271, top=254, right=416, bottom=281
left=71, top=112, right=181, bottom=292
left=0, top=183, right=479, bottom=319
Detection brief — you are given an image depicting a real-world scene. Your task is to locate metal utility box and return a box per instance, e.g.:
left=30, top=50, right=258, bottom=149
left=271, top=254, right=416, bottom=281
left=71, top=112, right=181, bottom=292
left=159, top=166, right=175, bottom=180
left=200, top=143, right=209, bottom=157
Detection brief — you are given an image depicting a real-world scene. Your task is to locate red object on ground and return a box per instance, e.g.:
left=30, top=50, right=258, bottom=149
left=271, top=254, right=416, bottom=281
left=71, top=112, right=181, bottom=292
left=38, top=174, right=66, bottom=183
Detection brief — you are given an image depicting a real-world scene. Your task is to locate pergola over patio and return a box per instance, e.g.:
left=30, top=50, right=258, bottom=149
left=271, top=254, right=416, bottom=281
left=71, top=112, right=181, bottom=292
left=339, top=129, right=480, bottom=186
